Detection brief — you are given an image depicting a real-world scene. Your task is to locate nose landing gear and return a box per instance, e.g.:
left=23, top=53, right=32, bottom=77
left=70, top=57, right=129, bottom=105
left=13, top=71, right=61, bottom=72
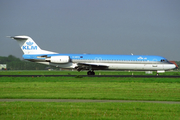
left=87, top=70, right=95, bottom=75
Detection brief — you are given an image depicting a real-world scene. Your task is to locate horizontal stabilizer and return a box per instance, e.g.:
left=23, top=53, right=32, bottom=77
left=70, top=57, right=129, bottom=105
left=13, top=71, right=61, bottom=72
left=9, top=36, right=28, bottom=40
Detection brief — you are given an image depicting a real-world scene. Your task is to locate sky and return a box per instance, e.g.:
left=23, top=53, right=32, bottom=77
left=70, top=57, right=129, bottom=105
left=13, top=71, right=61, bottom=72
left=0, top=0, right=180, bottom=60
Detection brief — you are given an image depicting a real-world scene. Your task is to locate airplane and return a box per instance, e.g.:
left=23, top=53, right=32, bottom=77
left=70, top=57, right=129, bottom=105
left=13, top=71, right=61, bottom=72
left=9, top=35, right=176, bottom=75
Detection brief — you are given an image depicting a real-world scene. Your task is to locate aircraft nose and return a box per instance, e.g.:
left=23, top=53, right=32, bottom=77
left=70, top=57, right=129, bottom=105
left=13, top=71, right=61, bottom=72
left=164, top=64, right=176, bottom=70
left=170, top=64, right=176, bottom=69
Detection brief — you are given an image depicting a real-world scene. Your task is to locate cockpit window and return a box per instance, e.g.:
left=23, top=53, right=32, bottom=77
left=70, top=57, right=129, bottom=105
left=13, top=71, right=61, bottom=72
left=161, top=59, right=167, bottom=62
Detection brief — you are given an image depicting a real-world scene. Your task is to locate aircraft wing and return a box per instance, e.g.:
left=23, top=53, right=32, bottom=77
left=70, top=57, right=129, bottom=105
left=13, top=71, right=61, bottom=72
left=77, top=63, right=108, bottom=70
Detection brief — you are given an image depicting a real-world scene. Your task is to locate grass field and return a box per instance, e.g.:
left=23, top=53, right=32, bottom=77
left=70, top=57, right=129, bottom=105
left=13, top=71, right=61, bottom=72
left=0, top=77, right=180, bottom=101
left=0, top=71, right=180, bottom=119
left=1, top=102, right=180, bottom=120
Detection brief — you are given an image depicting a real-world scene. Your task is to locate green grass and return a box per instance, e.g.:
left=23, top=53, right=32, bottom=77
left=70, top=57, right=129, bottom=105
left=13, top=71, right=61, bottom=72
left=1, top=76, right=180, bottom=119
left=0, top=77, right=180, bottom=101
left=0, top=70, right=180, bottom=75
left=0, top=102, right=180, bottom=120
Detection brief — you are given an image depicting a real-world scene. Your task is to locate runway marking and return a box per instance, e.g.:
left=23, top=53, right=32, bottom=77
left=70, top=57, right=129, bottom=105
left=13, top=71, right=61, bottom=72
left=0, top=99, right=180, bottom=104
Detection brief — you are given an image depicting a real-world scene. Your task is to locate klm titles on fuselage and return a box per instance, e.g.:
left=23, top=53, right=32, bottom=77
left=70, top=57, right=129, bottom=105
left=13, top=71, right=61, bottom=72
left=22, top=41, right=37, bottom=50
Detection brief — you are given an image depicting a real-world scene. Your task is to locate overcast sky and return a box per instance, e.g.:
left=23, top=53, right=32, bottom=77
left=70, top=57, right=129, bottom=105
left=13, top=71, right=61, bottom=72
left=0, top=0, right=180, bottom=60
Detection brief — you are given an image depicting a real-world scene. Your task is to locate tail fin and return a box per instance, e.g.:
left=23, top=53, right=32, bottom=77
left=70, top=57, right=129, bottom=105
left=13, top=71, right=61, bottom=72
left=9, top=35, right=57, bottom=54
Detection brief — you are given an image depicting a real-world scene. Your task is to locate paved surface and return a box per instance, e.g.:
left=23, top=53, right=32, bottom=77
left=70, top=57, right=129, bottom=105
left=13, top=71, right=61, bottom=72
left=1, top=75, right=180, bottom=78
left=0, top=99, right=180, bottom=104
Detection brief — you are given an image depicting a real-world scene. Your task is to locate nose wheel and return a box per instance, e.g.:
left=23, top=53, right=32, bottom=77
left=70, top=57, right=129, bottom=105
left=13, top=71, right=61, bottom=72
left=87, top=70, right=95, bottom=75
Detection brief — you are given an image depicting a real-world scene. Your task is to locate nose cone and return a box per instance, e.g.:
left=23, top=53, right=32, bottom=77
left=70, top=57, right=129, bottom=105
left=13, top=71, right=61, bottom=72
left=172, top=64, right=176, bottom=69
left=164, top=64, right=176, bottom=70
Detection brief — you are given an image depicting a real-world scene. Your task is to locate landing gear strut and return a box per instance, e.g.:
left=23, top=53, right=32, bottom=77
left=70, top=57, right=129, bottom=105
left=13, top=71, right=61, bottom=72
left=77, top=68, right=83, bottom=72
left=87, top=70, right=95, bottom=75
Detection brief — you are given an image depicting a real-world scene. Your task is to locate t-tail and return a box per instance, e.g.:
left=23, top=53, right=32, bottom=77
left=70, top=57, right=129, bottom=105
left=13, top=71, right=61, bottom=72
left=9, top=35, right=57, bottom=54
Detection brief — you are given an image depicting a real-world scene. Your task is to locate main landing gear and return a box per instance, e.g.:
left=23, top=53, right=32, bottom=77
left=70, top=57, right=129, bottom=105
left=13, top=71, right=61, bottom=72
left=76, top=67, right=95, bottom=75
left=87, top=70, right=95, bottom=75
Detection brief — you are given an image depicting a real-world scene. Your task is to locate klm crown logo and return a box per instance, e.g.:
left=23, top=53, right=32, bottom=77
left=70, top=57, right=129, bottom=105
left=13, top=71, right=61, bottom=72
left=26, top=41, right=33, bottom=46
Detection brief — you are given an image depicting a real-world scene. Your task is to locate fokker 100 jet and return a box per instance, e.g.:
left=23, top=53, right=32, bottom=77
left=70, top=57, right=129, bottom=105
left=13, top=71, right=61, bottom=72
left=9, top=35, right=176, bottom=75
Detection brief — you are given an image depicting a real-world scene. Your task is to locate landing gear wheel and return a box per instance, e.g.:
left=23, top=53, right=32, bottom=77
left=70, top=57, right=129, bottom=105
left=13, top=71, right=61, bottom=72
left=87, top=71, right=91, bottom=75
left=87, top=70, right=95, bottom=75
left=92, top=71, right=95, bottom=75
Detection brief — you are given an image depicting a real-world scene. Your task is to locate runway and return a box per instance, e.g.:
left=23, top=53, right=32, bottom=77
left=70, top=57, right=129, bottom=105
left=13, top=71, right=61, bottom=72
left=0, top=75, right=180, bottom=78
left=0, top=99, right=180, bottom=104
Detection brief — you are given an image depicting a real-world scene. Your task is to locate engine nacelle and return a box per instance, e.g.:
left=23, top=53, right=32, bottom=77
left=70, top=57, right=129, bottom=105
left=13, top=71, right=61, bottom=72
left=47, top=56, right=70, bottom=63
